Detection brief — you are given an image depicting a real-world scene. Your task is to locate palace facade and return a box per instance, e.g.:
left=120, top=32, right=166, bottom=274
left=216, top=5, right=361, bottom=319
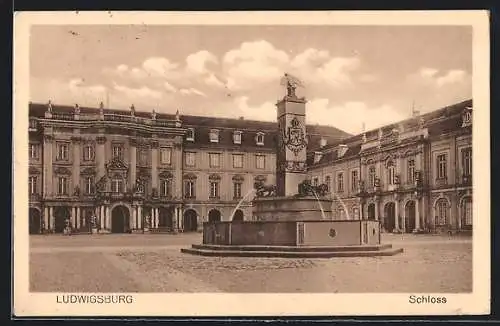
left=308, top=99, right=473, bottom=233
left=28, top=98, right=472, bottom=234
left=28, top=101, right=349, bottom=234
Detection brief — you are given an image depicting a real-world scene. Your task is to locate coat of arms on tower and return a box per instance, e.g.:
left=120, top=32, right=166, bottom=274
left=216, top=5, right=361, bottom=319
left=284, top=117, right=307, bottom=155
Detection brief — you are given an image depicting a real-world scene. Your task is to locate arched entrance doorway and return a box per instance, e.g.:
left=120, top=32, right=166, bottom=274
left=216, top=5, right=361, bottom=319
left=383, top=202, right=396, bottom=232
left=111, top=205, right=130, bottom=233
left=405, top=201, right=416, bottom=233
left=158, top=207, right=173, bottom=228
left=367, top=203, right=376, bottom=220
left=183, top=209, right=198, bottom=232
left=232, top=209, right=244, bottom=222
left=29, top=208, right=41, bottom=234
left=53, top=206, right=70, bottom=233
left=208, top=209, right=222, bottom=223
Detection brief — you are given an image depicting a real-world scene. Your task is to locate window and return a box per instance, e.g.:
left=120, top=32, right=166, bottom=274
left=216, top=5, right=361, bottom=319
left=256, top=133, right=265, bottom=146
left=184, top=180, right=195, bottom=198
left=210, top=181, right=220, bottom=198
left=111, top=178, right=124, bottom=193
left=233, top=182, right=242, bottom=199
left=185, top=152, right=196, bottom=167
left=369, top=166, right=376, bottom=188
left=256, top=155, right=265, bottom=169
left=437, top=154, right=447, bottom=179
left=160, top=147, right=172, bottom=165
left=83, top=144, right=95, bottom=161
left=209, top=129, right=219, bottom=143
left=407, top=159, right=415, bottom=184
left=462, top=148, right=472, bottom=177
left=325, top=176, right=331, bottom=192
left=435, top=198, right=449, bottom=226
left=233, top=131, right=242, bottom=144
left=462, top=197, right=472, bottom=226
left=57, top=143, right=69, bottom=161
left=209, top=153, right=221, bottom=168
left=313, top=177, right=319, bottom=186
left=29, top=176, right=37, bottom=194
left=112, top=144, right=124, bottom=160
left=351, top=170, right=359, bottom=191
left=337, top=173, right=344, bottom=192
left=57, top=177, right=68, bottom=195
left=160, top=179, right=172, bottom=197
left=186, top=128, right=195, bottom=141
left=233, top=154, right=243, bottom=168
left=84, top=176, right=94, bottom=195
left=29, top=143, right=39, bottom=160
left=387, top=160, right=395, bottom=185
left=138, top=148, right=149, bottom=166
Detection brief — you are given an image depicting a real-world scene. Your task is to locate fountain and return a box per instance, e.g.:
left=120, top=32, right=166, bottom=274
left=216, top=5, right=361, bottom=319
left=181, top=73, right=403, bottom=258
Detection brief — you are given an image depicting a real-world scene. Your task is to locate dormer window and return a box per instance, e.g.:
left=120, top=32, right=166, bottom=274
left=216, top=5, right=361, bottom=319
left=256, top=132, right=265, bottom=146
left=209, top=129, right=220, bottom=143
left=186, top=128, right=195, bottom=142
left=233, top=131, right=242, bottom=144
left=462, top=106, right=472, bottom=127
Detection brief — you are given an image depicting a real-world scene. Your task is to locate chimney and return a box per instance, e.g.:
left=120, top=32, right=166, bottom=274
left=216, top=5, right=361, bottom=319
left=337, top=144, right=348, bottom=158
left=319, top=137, right=327, bottom=148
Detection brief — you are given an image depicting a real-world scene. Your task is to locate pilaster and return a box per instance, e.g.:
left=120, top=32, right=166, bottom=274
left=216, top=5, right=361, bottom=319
left=43, top=134, right=54, bottom=197
left=129, top=138, right=137, bottom=188
left=71, top=135, right=81, bottom=194
left=151, top=139, right=158, bottom=190
left=96, top=135, right=106, bottom=179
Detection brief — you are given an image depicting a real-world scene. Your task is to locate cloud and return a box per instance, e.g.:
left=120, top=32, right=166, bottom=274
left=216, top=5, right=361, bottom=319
left=410, top=68, right=468, bottom=88
left=290, top=48, right=330, bottom=68
left=359, top=74, right=379, bottom=83
left=142, top=57, right=179, bottom=77
left=233, top=96, right=276, bottom=121
left=435, top=70, right=467, bottom=87
left=164, top=81, right=178, bottom=93
left=205, top=73, right=226, bottom=88
left=113, top=82, right=162, bottom=99
left=306, top=99, right=405, bottom=134
left=222, top=40, right=289, bottom=90
left=186, top=50, right=218, bottom=75
left=179, top=88, right=206, bottom=97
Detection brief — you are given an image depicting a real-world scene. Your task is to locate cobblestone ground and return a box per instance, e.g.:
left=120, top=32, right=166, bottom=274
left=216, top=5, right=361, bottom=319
left=30, top=233, right=472, bottom=293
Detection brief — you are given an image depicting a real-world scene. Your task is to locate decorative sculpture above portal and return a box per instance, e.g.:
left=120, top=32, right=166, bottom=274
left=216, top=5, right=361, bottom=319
left=152, top=109, right=157, bottom=120
left=47, top=100, right=53, bottom=113
left=74, top=104, right=80, bottom=114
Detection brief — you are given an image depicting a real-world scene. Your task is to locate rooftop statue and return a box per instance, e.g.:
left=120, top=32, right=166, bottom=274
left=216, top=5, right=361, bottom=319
left=280, top=72, right=305, bottom=97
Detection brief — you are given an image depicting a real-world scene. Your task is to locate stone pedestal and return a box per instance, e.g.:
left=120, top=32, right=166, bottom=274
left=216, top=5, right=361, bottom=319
left=253, top=196, right=333, bottom=221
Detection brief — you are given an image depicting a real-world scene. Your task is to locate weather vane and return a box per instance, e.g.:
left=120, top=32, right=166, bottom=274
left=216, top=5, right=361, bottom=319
left=280, top=73, right=305, bottom=97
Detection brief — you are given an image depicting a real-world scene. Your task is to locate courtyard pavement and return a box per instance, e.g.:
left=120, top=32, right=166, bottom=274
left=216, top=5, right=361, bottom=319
left=29, top=233, right=472, bottom=293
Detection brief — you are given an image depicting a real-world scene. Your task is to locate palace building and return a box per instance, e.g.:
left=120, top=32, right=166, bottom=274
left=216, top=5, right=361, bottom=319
left=27, top=101, right=349, bottom=234
left=308, top=99, right=473, bottom=233
left=28, top=98, right=472, bottom=234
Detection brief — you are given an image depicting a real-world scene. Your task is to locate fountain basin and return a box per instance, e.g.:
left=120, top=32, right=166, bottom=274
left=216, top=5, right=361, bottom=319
left=252, top=196, right=334, bottom=221
left=181, top=220, right=404, bottom=258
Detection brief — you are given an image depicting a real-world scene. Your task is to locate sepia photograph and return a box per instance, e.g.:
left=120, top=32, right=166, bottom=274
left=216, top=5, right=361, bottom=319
left=13, top=11, right=490, bottom=317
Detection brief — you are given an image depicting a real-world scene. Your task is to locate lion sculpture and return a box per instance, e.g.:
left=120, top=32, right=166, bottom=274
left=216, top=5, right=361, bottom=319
left=254, top=182, right=277, bottom=197
left=297, top=179, right=329, bottom=197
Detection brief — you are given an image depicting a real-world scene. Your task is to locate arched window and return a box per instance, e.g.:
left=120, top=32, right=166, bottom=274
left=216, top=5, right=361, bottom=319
left=462, top=197, right=472, bottom=227
left=387, top=160, right=395, bottom=185
left=435, top=198, right=449, bottom=226
left=324, top=176, right=331, bottom=192
left=368, top=166, right=376, bottom=188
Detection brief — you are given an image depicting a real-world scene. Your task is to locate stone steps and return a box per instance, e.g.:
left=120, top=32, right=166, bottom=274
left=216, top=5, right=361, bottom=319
left=181, top=246, right=404, bottom=258
left=191, top=243, right=393, bottom=252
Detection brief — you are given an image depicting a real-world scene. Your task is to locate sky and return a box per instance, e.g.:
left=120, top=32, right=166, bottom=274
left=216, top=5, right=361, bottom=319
left=30, top=25, right=472, bottom=134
